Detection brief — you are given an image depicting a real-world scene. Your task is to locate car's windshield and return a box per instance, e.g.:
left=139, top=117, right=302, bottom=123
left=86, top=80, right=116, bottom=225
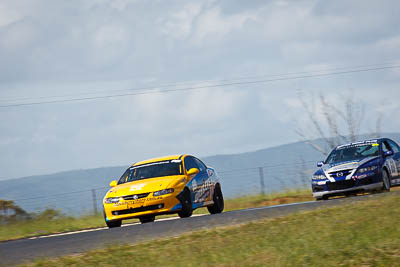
left=325, top=143, right=380, bottom=165
left=118, top=160, right=183, bottom=184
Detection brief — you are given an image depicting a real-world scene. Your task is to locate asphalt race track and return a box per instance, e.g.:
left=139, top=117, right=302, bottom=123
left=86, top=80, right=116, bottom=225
left=0, top=191, right=397, bottom=266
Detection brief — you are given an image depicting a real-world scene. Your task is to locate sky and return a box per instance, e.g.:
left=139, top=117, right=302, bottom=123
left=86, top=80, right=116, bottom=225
left=1, top=0, right=400, bottom=180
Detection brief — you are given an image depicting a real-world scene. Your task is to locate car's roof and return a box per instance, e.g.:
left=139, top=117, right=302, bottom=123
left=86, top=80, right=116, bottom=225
left=335, top=138, right=383, bottom=149
left=132, top=154, right=185, bottom=166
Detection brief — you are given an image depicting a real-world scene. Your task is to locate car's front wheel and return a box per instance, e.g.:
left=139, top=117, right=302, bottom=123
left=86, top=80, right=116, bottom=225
left=316, top=195, right=328, bottom=201
left=344, top=191, right=357, bottom=197
left=207, top=184, right=224, bottom=214
left=178, top=188, right=193, bottom=218
left=381, top=169, right=391, bottom=192
left=106, top=220, right=122, bottom=228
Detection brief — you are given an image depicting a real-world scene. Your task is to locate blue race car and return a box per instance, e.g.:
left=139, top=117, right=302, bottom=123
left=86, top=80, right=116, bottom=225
left=312, top=138, right=400, bottom=200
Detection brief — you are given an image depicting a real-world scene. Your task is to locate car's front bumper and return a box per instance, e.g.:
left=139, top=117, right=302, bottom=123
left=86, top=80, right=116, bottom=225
left=312, top=171, right=383, bottom=198
left=312, top=181, right=382, bottom=198
left=103, top=191, right=182, bottom=222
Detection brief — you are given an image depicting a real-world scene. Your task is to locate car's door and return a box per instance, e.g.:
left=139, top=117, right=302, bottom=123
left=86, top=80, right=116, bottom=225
left=193, top=157, right=212, bottom=203
left=184, top=156, right=205, bottom=205
left=382, top=140, right=399, bottom=184
left=387, top=139, right=400, bottom=184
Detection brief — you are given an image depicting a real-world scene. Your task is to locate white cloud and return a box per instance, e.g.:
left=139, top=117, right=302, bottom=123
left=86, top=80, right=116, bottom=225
left=285, top=98, right=302, bottom=109
left=1, top=0, right=400, bottom=179
left=378, top=36, right=400, bottom=49
left=160, top=2, right=202, bottom=39
left=0, top=1, right=34, bottom=27
left=281, top=41, right=322, bottom=63
left=192, top=6, right=256, bottom=44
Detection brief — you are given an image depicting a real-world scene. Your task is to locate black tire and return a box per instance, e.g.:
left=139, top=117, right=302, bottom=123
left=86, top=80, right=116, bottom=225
left=381, top=169, right=391, bottom=192
left=139, top=216, right=155, bottom=224
left=106, top=220, right=122, bottom=228
left=344, top=191, right=357, bottom=197
left=207, top=185, right=224, bottom=214
left=316, top=195, right=328, bottom=201
left=178, top=188, right=193, bottom=218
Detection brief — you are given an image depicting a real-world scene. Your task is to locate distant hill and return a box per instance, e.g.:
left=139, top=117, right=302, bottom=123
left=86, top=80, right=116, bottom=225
left=1, top=133, right=399, bottom=215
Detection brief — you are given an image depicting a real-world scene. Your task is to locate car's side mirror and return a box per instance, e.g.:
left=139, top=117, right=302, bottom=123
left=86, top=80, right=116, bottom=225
left=317, top=161, right=324, bottom=167
left=384, top=150, right=394, bottom=157
left=187, top=168, right=199, bottom=176
left=109, top=180, right=118, bottom=187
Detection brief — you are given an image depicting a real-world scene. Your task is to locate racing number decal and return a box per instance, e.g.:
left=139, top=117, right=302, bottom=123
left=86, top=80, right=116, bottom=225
left=185, top=156, right=213, bottom=204
left=193, top=178, right=211, bottom=203
left=192, top=172, right=212, bottom=204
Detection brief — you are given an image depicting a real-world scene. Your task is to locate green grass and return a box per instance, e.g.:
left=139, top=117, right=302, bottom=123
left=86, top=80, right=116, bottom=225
left=24, top=193, right=400, bottom=267
left=0, top=189, right=313, bottom=242
left=0, top=214, right=106, bottom=241
left=224, top=188, right=313, bottom=211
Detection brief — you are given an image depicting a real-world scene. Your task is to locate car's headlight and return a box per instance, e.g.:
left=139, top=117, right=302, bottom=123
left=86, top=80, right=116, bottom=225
left=312, top=174, right=326, bottom=180
left=104, top=197, right=120, bottom=204
left=356, top=165, right=378, bottom=174
left=153, top=188, right=174, bottom=196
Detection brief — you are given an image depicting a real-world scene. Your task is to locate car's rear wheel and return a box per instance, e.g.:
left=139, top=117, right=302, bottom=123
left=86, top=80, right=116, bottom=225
left=139, top=215, right=155, bottom=224
left=207, top=184, right=224, bottom=214
left=381, top=169, right=391, bottom=192
left=106, top=220, right=122, bottom=228
left=178, top=188, right=193, bottom=218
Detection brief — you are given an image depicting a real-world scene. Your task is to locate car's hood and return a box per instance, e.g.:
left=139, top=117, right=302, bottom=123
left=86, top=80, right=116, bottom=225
left=322, top=156, right=379, bottom=173
left=105, top=175, right=185, bottom=198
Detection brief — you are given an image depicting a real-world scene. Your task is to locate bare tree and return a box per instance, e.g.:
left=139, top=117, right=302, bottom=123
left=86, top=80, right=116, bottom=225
left=298, top=156, right=312, bottom=188
left=296, top=90, right=382, bottom=156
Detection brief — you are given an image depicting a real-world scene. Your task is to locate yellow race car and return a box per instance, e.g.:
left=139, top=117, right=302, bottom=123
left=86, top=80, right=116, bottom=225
left=103, top=154, right=224, bottom=228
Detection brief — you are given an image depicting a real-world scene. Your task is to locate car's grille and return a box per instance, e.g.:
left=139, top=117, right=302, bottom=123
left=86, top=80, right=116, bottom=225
left=326, top=179, right=356, bottom=191
left=122, top=193, right=150, bottom=200
left=112, top=204, right=164, bottom=216
left=328, top=169, right=353, bottom=178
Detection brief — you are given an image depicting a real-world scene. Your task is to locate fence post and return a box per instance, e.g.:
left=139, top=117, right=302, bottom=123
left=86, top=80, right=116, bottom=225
left=91, top=189, right=98, bottom=215
left=258, top=167, right=265, bottom=195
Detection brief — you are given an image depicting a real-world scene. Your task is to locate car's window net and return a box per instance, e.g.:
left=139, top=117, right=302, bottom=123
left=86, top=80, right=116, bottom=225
left=118, top=160, right=183, bottom=184
left=194, top=158, right=206, bottom=172
left=382, top=142, right=391, bottom=153
left=388, top=140, right=400, bottom=153
left=325, top=144, right=380, bottom=164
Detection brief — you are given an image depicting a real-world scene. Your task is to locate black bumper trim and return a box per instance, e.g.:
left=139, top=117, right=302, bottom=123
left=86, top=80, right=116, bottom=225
left=112, top=204, right=164, bottom=216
